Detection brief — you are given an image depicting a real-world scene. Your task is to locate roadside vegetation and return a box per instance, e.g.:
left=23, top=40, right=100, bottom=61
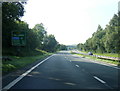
left=76, top=8, right=120, bottom=65
left=2, top=2, right=67, bottom=56
left=71, top=51, right=119, bottom=65
left=77, top=12, right=120, bottom=54
left=78, top=50, right=118, bottom=58
left=2, top=52, right=52, bottom=75
left=2, top=2, right=67, bottom=75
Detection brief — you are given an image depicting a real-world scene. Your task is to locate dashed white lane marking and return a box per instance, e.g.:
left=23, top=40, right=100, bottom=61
left=2, top=55, right=54, bottom=90
left=93, top=76, right=113, bottom=89
left=76, top=65, right=79, bottom=67
left=93, top=76, right=106, bottom=84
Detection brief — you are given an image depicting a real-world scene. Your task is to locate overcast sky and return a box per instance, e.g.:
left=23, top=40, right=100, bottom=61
left=21, top=0, right=119, bottom=45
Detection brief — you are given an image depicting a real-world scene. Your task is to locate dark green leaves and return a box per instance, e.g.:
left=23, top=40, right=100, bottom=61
left=77, top=12, right=119, bottom=53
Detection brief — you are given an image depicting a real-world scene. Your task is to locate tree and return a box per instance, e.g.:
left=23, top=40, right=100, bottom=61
left=2, top=2, right=24, bottom=22
left=77, top=43, right=84, bottom=51
left=43, top=34, right=58, bottom=52
left=104, top=14, right=119, bottom=53
left=32, top=23, right=47, bottom=49
left=117, top=12, right=120, bottom=54
left=97, top=25, right=103, bottom=31
left=78, top=13, right=119, bottom=54
left=92, top=27, right=106, bottom=53
left=58, top=44, right=67, bottom=50
left=2, top=2, right=25, bottom=48
left=2, top=2, right=60, bottom=56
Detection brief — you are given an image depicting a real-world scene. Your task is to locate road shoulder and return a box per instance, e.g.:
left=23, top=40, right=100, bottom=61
left=2, top=54, right=52, bottom=88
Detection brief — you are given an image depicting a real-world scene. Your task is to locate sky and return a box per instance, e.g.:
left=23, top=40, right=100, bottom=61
left=21, top=0, right=119, bottom=45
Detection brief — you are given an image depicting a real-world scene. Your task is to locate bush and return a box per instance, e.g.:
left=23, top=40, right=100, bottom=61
left=2, top=64, right=16, bottom=73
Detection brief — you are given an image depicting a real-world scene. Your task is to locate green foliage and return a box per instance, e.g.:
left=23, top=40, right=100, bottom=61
left=2, top=2, right=66, bottom=75
left=2, top=53, right=51, bottom=75
left=2, top=2, right=60, bottom=56
left=2, top=2, right=24, bottom=22
left=71, top=52, right=119, bottom=65
left=43, top=34, right=58, bottom=52
left=2, top=64, right=16, bottom=73
left=2, top=2, right=25, bottom=47
left=32, top=23, right=47, bottom=49
left=58, top=44, right=67, bottom=50
left=77, top=43, right=84, bottom=51
left=77, top=13, right=120, bottom=54
left=35, top=48, right=48, bottom=54
left=2, top=2, right=25, bottom=55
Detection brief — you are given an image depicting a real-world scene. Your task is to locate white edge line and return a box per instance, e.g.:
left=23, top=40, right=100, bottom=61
left=75, top=55, right=120, bottom=70
left=2, top=54, right=54, bottom=90
left=93, top=76, right=106, bottom=84
left=112, top=66, right=120, bottom=69
left=94, top=62, right=120, bottom=70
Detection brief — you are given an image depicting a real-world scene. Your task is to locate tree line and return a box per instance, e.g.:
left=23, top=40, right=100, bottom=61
left=2, top=2, right=67, bottom=56
left=77, top=12, right=120, bottom=53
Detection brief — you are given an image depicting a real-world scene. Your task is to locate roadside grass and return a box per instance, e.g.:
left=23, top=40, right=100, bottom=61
left=92, top=53, right=118, bottom=58
left=71, top=52, right=119, bottom=65
left=78, top=50, right=118, bottom=58
left=2, top=53, right=52, bottom=75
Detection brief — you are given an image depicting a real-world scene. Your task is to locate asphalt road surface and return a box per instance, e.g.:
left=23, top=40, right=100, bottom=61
left=2, top=51, right=119, bottom=90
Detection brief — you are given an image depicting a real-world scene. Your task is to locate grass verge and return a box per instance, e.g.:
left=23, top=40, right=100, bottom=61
left=2, top=53, right=52, bottom=75
left=78, top=50, right=118, bottom=58
left=71, top=52, right=119, bottom=65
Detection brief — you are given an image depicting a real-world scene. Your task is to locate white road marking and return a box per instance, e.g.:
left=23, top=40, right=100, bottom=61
left=93, top=76, right=113, bottom=89
left=80, top=58, right=120, bottom=70
left=93, top=76, right=106, bottom=84
left=2, top=55, right=54, bottom=90
left=92, top=61, right=120, bottom=70
left=76, top=65, right=79, bottom=67
left=112, top=66, right=120, bottom=69
left=72, top=54, right=120, bottom=70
